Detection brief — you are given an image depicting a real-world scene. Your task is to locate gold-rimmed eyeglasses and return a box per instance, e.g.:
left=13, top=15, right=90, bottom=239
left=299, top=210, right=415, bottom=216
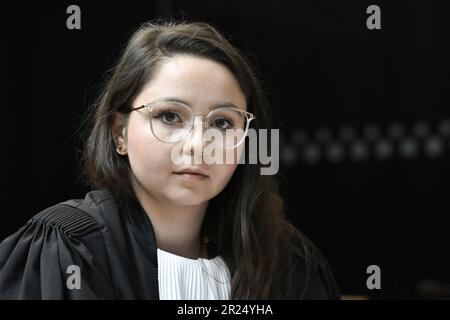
left=123, top=100, right=255, bottom=149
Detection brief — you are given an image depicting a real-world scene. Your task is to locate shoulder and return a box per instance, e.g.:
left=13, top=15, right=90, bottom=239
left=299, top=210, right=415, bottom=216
left=29, top=188, right=116, bottom=238
left=0, top=189, right=116, bottom=299
left=280, top=223, right=341, bottom=300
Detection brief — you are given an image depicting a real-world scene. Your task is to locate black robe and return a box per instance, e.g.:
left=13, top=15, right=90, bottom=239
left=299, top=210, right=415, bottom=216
left=0, top=189, right=340, bottom=299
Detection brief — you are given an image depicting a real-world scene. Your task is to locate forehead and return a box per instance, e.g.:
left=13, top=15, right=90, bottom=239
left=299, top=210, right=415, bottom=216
left=135, top=55, right=247, bottom=111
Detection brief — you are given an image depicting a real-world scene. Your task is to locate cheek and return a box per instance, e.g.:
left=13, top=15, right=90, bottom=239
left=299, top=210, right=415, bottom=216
left=209, top=162, right=239, bottom=193
left=207, top=144, right=243, bottom=191
left=126, top=119, right=173, bottom=182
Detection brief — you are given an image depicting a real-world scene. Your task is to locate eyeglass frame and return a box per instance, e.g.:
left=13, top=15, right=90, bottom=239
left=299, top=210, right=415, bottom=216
left=121, top=100, right=256, bottom=148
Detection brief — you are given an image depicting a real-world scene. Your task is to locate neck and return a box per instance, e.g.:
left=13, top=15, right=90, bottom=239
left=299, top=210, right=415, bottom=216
left=133, top=183, right=209, bottom=259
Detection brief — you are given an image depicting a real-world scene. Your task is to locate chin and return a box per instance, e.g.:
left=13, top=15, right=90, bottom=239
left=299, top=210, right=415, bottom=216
left=168, top=190, right=212, bottom=206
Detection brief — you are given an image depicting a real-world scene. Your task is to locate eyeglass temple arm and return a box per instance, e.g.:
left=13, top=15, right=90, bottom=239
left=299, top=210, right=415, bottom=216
left=121, top=105, right=147, bottom=114
left=243, top=110, right=256, bottom=120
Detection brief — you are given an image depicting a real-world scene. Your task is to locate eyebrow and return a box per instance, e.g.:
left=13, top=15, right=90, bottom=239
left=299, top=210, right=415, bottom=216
left=155, top=97, right=243, bottom=111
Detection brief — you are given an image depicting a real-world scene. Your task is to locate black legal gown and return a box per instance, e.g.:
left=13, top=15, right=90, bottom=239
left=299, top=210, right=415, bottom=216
left=0, top=189, right=341, bottom=299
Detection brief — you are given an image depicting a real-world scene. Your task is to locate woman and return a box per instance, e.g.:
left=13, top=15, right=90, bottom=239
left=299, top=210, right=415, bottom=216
left=0, top=20, right=340, bottom=299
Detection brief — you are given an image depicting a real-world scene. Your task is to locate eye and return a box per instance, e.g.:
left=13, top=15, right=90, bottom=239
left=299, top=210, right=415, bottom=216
left=155, top=111, right=182, bottom=125
left=213, top=118, right=234, bottom=130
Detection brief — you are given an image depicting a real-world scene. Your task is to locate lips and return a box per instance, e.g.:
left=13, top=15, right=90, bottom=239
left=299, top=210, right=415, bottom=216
left=173, top=168, right=208, bottom=177
left=173, top=168, right=209, bottom=181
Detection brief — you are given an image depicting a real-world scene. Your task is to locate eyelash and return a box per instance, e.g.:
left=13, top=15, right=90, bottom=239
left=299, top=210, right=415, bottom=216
left=213, top=118, right=234, bottom=129
left=156, top=111, right=181, bottom=124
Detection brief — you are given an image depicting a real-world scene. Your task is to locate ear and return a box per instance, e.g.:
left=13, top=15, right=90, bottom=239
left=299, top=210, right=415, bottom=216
left=111, top=111, right=128, bottom=148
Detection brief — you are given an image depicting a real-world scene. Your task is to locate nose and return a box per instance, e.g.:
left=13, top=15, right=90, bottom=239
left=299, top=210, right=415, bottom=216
left=182, top=116, right=207, bottom=158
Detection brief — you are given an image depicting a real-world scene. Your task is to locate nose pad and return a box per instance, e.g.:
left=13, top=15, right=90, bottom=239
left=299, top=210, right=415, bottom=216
left=182, top=116, right=206, bottom=157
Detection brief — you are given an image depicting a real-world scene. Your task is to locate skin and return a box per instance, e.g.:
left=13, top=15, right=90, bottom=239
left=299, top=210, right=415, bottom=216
left=112, top=55, right=247, bottom=259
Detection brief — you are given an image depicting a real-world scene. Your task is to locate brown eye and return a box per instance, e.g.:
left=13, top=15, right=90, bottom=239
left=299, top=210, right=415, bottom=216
left=156, top=111, right=181, bottom=124
left=213, top=118, right=234, bottom=130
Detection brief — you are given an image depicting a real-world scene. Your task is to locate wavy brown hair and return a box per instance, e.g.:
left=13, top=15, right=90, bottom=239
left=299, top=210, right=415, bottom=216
left=79, top=20, right=311, bottom=299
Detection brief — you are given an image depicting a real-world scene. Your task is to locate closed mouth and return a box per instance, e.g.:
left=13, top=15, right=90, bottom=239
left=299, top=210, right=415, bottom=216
left=173, top=169, right=209, bottom=177
left=173, top=171, right=209, bottom=181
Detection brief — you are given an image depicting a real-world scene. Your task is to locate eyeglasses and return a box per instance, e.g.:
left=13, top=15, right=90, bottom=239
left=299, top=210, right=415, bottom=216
left=123, top=100, right=256, bottom=149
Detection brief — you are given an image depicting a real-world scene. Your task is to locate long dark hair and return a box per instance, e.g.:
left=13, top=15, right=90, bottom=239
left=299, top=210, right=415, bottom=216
left=79, top=20, right=311, bottom=299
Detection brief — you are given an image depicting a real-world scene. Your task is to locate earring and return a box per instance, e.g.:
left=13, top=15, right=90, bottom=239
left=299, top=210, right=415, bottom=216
left=116, top=145, right=127, bottom=155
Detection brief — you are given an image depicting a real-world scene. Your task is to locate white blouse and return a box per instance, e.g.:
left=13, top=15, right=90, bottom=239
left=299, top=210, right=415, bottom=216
left=157, top=248, right=231, bottom=300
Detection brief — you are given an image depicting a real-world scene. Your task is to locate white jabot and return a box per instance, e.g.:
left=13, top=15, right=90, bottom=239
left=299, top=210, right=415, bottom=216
left=157, top=248, right=231, bottom=300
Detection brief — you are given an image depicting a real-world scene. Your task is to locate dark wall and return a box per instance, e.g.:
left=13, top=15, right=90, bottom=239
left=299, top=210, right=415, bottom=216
left=5, top=0, right=450, bottom=299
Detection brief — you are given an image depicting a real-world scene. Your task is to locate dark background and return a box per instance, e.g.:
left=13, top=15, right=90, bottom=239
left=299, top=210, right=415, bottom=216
left=4, top=0, right=450, bottom=299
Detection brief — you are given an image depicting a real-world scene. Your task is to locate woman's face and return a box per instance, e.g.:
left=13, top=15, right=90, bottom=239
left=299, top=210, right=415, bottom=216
left=114, top=55, right=247, bottom=206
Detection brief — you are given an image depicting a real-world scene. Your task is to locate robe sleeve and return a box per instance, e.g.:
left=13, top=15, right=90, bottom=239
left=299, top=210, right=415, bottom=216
left=0, top=204, right=115, bottom=299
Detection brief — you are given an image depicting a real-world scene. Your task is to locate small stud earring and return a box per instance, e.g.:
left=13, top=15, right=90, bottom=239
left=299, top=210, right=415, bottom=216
left=116, top=145, right=127, bottom=155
